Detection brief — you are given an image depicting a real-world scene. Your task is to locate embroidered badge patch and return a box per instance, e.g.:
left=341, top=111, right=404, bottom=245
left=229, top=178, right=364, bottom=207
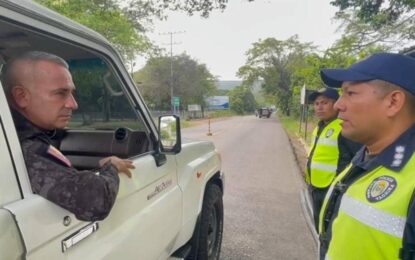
left=326, top=128, right=334, bottom=138
left=366, top=176, right=397, bottom=202
left=47, top=145, right=72, bottom=167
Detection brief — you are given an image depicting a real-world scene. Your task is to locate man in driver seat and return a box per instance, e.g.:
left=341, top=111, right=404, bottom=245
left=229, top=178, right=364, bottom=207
left=2, top=51, right=134, bottom=221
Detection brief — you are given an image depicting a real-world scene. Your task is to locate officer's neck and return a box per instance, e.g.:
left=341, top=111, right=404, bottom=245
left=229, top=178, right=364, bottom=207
left=320, top=118, right=336, bottom=126
left=366, top=120, right=414, bottom=155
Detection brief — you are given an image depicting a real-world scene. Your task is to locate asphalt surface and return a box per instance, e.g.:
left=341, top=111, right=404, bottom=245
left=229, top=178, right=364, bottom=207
left=182, top=114, right=317, bottom=260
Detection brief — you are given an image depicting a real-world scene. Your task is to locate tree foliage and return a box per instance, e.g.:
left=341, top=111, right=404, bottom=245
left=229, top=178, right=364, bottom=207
left=331, top=1, right=415, bottom=50
left=35, top=0, right=152, bottom=65
left=229, top=86, right=256, bottom=114
left=293, top=38, right=385, bottom=89
left=134, top=54, right=217, bottom=111
left=238, top=35, right=315, bottom=116
left=331, top=0, right=415, bottom=27
left=238, top=33, right=389, bottom=118
left=129, top=0, right=253, bottom=18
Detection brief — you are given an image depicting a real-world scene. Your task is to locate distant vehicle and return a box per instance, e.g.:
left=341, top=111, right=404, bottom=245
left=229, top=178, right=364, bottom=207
left=257, top=107, right=272, bottom=118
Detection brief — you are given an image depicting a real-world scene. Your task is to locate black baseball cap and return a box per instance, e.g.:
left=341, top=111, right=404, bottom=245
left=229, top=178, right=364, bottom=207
left=320, top=53, right=415, bottom=95
left=308, top=88, right=339, bottom=102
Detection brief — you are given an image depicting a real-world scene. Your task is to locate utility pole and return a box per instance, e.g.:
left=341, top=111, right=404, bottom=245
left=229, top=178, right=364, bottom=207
left=160, top=31, right=185, bottom=114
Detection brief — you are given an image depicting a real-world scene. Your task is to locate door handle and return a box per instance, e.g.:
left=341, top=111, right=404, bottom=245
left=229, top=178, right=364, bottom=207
left=62, top=222, right=99, bottom=252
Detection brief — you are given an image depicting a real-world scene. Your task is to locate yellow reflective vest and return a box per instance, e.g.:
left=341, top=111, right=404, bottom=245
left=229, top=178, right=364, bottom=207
left=319, top=143, right=415, bottom=259
left=306, top=119, right=342, bottom=188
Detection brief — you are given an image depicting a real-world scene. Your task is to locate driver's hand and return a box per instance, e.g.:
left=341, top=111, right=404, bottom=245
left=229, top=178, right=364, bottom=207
left=99, top=156, right=135, bottom=178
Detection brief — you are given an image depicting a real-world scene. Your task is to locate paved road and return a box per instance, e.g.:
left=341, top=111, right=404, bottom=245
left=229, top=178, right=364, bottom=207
left=182, top=114, right=317, bottom=260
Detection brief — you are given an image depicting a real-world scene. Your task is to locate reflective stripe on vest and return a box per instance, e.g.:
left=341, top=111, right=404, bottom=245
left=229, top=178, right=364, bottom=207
left=341, top=194, right=406, bottom=238
left=310, top=162, right=337, bottom=173
left=307, top=119, right=342, bottom=188
left=316, top=138, right=338, bottom=147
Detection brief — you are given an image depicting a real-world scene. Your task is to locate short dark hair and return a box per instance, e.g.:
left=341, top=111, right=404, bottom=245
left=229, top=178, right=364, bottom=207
left=1, top=51, right=68, bottom=98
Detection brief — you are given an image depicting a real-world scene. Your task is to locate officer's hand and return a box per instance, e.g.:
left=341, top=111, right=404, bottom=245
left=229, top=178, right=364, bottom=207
left=99, top=156, right=135, bottom=178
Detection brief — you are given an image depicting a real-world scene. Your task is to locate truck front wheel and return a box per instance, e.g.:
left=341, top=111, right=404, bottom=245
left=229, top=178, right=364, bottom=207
left=197, top=184, right=223, bottom=260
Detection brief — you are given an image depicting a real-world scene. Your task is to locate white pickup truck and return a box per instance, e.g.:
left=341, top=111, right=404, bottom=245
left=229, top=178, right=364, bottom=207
left=0, top=1, right=224, bottom=259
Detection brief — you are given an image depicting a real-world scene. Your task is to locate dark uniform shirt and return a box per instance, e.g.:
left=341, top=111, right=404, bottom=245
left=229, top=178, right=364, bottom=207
left=12, top=110, right=120, bottom=221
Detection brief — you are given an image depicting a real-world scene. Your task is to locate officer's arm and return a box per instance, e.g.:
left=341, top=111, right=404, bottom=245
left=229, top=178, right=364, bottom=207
left=22, top=140, right=120, bottom=221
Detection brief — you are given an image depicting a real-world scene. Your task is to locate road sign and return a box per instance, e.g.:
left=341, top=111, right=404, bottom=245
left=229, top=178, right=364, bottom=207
left=300, top=85, right=306, bottom=105
left=173, top=96, right=180, bottom=106
left=188, top=104, right=201, bottom=111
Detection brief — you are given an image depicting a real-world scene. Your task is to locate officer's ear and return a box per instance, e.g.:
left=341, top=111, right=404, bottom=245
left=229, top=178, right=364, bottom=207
left=385, top=90, right=405, bottom=117
left=11, top=85, right=30, bottom=108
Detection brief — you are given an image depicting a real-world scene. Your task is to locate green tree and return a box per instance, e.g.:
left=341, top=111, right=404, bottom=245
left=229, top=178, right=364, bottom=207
left=293, top=32, right=387, bottom=91
left=126, top=0, right=254, bottom=19
left=134, top=53, right=217, bottom=111
left=35, top=0, right=151, bottom=67
left=228, top=86, right=256, bottom=114
left=238, top=35, right=315, bottom=116
left=331, top=1, right=415, bottom=50
left=331, top=0, right=415, bottom=27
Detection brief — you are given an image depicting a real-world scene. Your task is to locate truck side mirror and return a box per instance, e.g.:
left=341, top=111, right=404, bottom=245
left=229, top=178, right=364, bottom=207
left=158, top=115, right=181, bottom=154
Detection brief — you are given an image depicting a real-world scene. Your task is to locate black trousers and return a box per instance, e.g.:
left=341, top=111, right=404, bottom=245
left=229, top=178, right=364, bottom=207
left=310, top=186, right=329, bottom=231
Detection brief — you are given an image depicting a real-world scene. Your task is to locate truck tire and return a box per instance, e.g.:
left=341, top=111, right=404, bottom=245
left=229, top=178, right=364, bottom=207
left=197, top=184, right=223, bottom=260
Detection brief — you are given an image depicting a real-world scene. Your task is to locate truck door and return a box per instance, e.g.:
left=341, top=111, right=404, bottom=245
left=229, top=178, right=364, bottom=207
left=0, top=112, right=25, bottom=260
left=1, top=54, right=182, bottom=259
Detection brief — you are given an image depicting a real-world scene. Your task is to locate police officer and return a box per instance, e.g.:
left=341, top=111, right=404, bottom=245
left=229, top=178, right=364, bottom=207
left=2, top=51, right=135, bottom=221
left=318, top=53, right=415, bottom=259
left=306, top=88, right=361, bottom=230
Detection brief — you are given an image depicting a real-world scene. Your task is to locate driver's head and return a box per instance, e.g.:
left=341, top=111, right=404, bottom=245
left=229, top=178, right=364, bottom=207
left=2, top=51, right=78, bottom=130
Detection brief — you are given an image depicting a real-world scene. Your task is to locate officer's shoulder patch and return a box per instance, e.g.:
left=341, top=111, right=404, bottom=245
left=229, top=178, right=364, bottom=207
left=326, top=128, right=334, bottom=138
left=366, top=176, right=397, bottom=202
left=46, top=145, right=72, bottom=167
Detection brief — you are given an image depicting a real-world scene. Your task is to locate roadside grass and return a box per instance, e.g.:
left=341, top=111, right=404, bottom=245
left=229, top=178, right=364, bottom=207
left=278, top=113, right=316, bottom=176
left=181, top=120, right=192, bottom=128
left=278, top=113, right=315, bottom=147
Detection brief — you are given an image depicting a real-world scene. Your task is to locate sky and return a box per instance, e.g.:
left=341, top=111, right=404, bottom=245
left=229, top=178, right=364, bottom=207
left=139, top=0, right=342, bottom=81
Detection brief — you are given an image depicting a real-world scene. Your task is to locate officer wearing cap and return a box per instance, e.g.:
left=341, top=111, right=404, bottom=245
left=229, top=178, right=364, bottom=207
left=2, top=51, right=135, bottom=221
left=306, top=87, right=361, bottom=231
left=318, top=53, right=415, bottom=260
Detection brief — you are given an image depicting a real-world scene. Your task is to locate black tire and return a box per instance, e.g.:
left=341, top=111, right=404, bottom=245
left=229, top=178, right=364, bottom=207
left=196, top=184, right=223, bottom=260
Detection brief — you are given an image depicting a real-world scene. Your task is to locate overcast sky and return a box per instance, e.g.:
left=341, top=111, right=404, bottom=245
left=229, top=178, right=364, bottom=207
left=139, top=0, right=341, bottom=80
